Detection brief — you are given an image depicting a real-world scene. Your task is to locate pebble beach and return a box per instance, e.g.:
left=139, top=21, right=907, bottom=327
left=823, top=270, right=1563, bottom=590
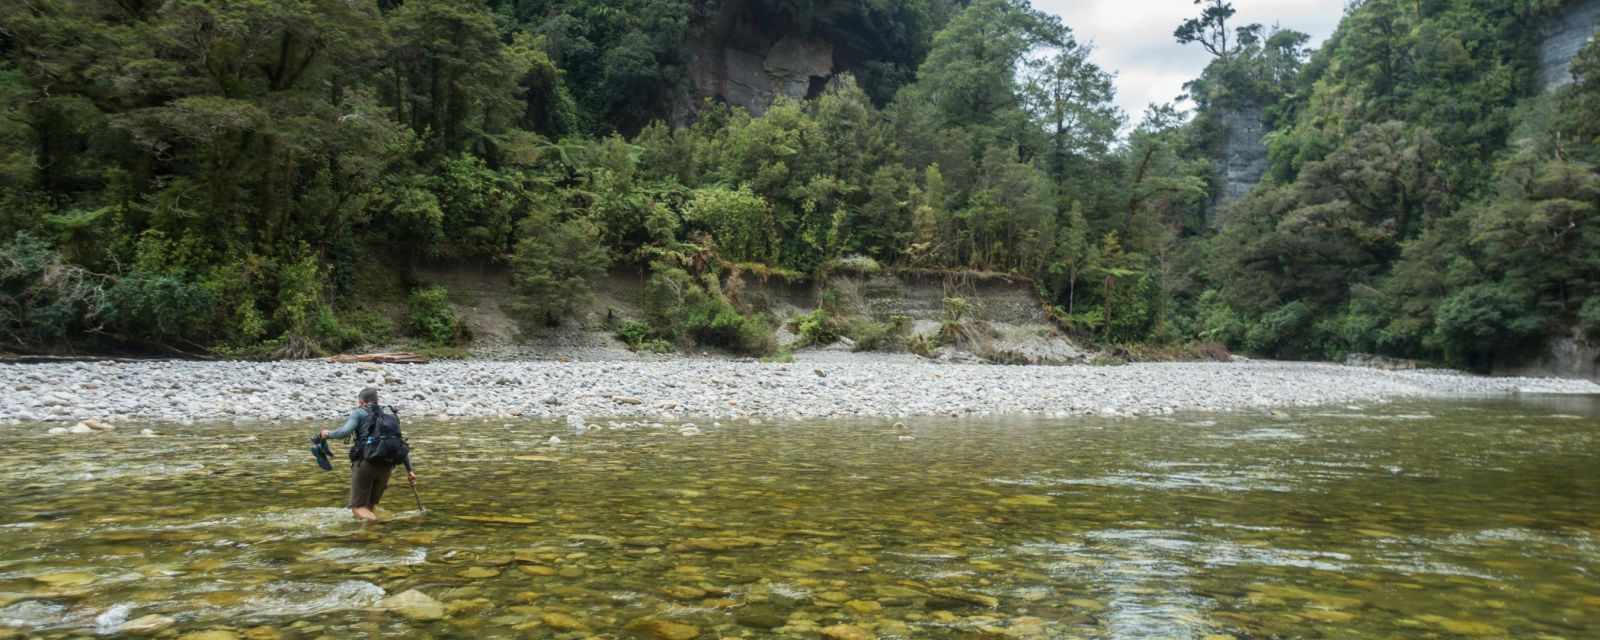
left=3, top=359, right=1597, bottom=425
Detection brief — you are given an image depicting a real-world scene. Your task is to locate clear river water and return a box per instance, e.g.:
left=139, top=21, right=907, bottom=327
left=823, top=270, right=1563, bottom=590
left=1, top=396, right=1598, bottom=639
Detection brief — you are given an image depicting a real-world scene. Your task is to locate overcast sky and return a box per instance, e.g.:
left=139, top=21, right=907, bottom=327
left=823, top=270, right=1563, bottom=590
left=1033, top=0, right=1349, bottom=121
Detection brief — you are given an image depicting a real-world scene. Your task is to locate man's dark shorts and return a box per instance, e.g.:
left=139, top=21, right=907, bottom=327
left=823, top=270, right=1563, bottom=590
left=349, top=460, right=394, bottom=509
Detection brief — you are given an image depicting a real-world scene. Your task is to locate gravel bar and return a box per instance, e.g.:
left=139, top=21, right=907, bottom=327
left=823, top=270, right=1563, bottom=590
left=3, top=359, right=1597, bottom=425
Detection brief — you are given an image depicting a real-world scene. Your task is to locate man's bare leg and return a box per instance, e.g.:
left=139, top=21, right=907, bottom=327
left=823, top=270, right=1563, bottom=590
left=352, top=507, right=377, bottom=521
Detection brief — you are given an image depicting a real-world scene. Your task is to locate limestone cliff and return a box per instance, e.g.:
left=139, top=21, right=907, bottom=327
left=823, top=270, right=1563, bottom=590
left=674, top=1, right=837, bottom=122
left=1211, top=102, right=1269, bottom=216
left=1540, top=0, right=1600, bottom=91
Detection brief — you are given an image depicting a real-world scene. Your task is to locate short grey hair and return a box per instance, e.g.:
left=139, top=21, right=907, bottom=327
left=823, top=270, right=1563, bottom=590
left=358, top=387, right=379, bottom=405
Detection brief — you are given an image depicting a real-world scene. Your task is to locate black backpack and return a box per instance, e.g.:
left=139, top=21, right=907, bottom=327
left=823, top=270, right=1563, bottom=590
left=350, top=405, right=410, bottom=466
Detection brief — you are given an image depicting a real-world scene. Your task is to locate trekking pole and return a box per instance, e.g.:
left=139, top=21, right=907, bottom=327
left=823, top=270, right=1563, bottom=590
left=408, top=477, right=426, bottom=513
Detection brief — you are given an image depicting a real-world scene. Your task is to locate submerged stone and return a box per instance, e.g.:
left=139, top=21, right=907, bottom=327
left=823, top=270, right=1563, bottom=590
left=662, top=585, right=707, bottom=600
left=997, top=495, right=1054, bottom=508
left=735, top=607, right=787, bottom=629
left=34, top=572, right=97, bottom=587
left=820, top=624, right=873, bottom=640
left=926, top=587, right=998, bottom=608
left=540, top=612, right=589, bottom=631
left=627, top=618, right=701, bottom=640
left=176, top=631, right=238, bottom=640
left=456, top=515, right=536, bottom=525
left=117, top=614, right=176, bottom=635
left=379, top=589, right=444, bottom=621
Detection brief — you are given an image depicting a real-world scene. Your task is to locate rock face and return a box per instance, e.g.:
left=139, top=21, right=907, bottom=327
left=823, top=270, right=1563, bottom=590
left=1540, top=0, right=1600, bottom=91
left=1212, top=102, right=1269, bottom=216
left=678, top=2, right=836, bottom=121
left=1495, top=335, right=1600, bottom=382
left=742, top=270, right=1088, bottom=365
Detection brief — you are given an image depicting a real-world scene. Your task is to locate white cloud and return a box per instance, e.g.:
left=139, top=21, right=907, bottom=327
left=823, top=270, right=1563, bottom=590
left=1031, top=0, right=1348, bottom=120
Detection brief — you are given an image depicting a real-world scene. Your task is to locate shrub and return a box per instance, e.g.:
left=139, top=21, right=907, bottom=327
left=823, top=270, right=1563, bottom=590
left=685, top=299, right=776, bottom=355
left=823, top=255, right=883, bottom=277
left=511, top=208, right=610, bottom=327
left=942, top=297, right=970, bottom=323
left=640, top=262, right=775, bottom=355
left=274, top=254, right=328, bottom=339
left=617, top=319, right=672, bottom=353
left=408, top=286, right=460, bottom=345
left=0, top=232, right=107, bottom=346
left=104, top=273, right=215, bottom=343
left=848, top=314, right=912, bottom=352
left=1244, top=301, right=1315, bottom=357
left=793, top=308, right=840, bottom=346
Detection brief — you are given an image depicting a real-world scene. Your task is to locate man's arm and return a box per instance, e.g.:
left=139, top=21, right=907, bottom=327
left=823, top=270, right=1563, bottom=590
left=320, top=410, right=362, bottom=440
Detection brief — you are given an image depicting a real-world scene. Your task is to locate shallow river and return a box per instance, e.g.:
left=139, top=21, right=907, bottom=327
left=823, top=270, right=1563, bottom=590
left=2, top=397, right=1598, bottom=639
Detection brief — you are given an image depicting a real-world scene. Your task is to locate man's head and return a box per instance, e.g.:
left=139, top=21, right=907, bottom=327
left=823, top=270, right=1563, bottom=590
left=358, top=387, right=379, bottom=407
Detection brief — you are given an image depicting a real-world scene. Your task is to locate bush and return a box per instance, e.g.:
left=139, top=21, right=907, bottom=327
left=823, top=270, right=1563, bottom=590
left=274, top=254, right=326, bottom=337
left=1193, top=290, right=1246, bottom=346
left=0, top=232, right=107, bottom=346
left=1433, top=283, right=1545, bottom=364
left=823, top=255, right=883, bottom=277
left=617, top=319, right=672, bottom=353
left=793, top=308, right=841, bottom=346
left=906, top=332, right=936, bottom=357
left=1244, top=301, right=1315, bottom=357
left=685, top=299, right=776, bottom=355
left=408, top=286, right=460, bottom=345
left=640, top=261, right=775, bottom=355
left=848, top=314, right=911, bottom=352
left=510, top=208, right=610, bottom=327
left=104, top=273, right=215, bottom=343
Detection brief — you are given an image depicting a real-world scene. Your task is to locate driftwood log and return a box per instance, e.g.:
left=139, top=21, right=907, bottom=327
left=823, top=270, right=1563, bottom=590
left=326, top=352, right=430, bottom=364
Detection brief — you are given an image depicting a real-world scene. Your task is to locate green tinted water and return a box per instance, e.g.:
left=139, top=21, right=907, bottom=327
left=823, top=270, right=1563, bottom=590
left=2, top=397, right=1598, bottom=639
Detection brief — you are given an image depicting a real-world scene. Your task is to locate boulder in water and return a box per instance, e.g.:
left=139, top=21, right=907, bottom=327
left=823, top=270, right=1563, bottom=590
left=116, top=614, right=176, bottom=635
left=67, top=423, right=95, bottom=435
left=627, top=618, right=701, bottom=640
left=378, top=589, right=444, bottom=621
left=820, top=624, right=873, bottom=640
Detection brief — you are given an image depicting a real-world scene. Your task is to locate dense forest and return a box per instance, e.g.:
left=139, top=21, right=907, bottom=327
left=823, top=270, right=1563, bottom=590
left=0, top=0, right=1596, bottom=370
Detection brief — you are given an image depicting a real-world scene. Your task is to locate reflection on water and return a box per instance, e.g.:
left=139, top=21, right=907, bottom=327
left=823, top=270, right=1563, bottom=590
left=1, top=396, right=1598, bottom=638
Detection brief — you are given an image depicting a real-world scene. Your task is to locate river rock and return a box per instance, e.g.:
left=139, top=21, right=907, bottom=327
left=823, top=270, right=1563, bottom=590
left=47, top=427, right=68, bottom=435
left=67, top=423, right=95, bottom=434
left=458, top=567, right=500, bottom=579
left=627, top=618, right=701, bottom=640
left=117, top=614, right=176, bottom=635
left=540, top=612, right=589, bottom=631
left=35, top=571, right=97, bottom=587
left=662, top=585, right=707, bottom=600
left=378, top=589, right=444, bottom=621
left=736, top=607, right=787, bottom=629
left=177, top=631, right=238, bottom=640
left=820, top=624, right=873, bottom=640
left=926, top=587, right=998, bottom=608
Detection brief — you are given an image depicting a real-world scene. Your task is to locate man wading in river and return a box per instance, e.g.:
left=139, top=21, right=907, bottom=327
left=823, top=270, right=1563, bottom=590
left=322, top=388, right=415, bottom=521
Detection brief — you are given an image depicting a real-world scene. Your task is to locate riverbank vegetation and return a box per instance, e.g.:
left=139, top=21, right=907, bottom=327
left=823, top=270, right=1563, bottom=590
left=1, top=0, right=1596, bottom=370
